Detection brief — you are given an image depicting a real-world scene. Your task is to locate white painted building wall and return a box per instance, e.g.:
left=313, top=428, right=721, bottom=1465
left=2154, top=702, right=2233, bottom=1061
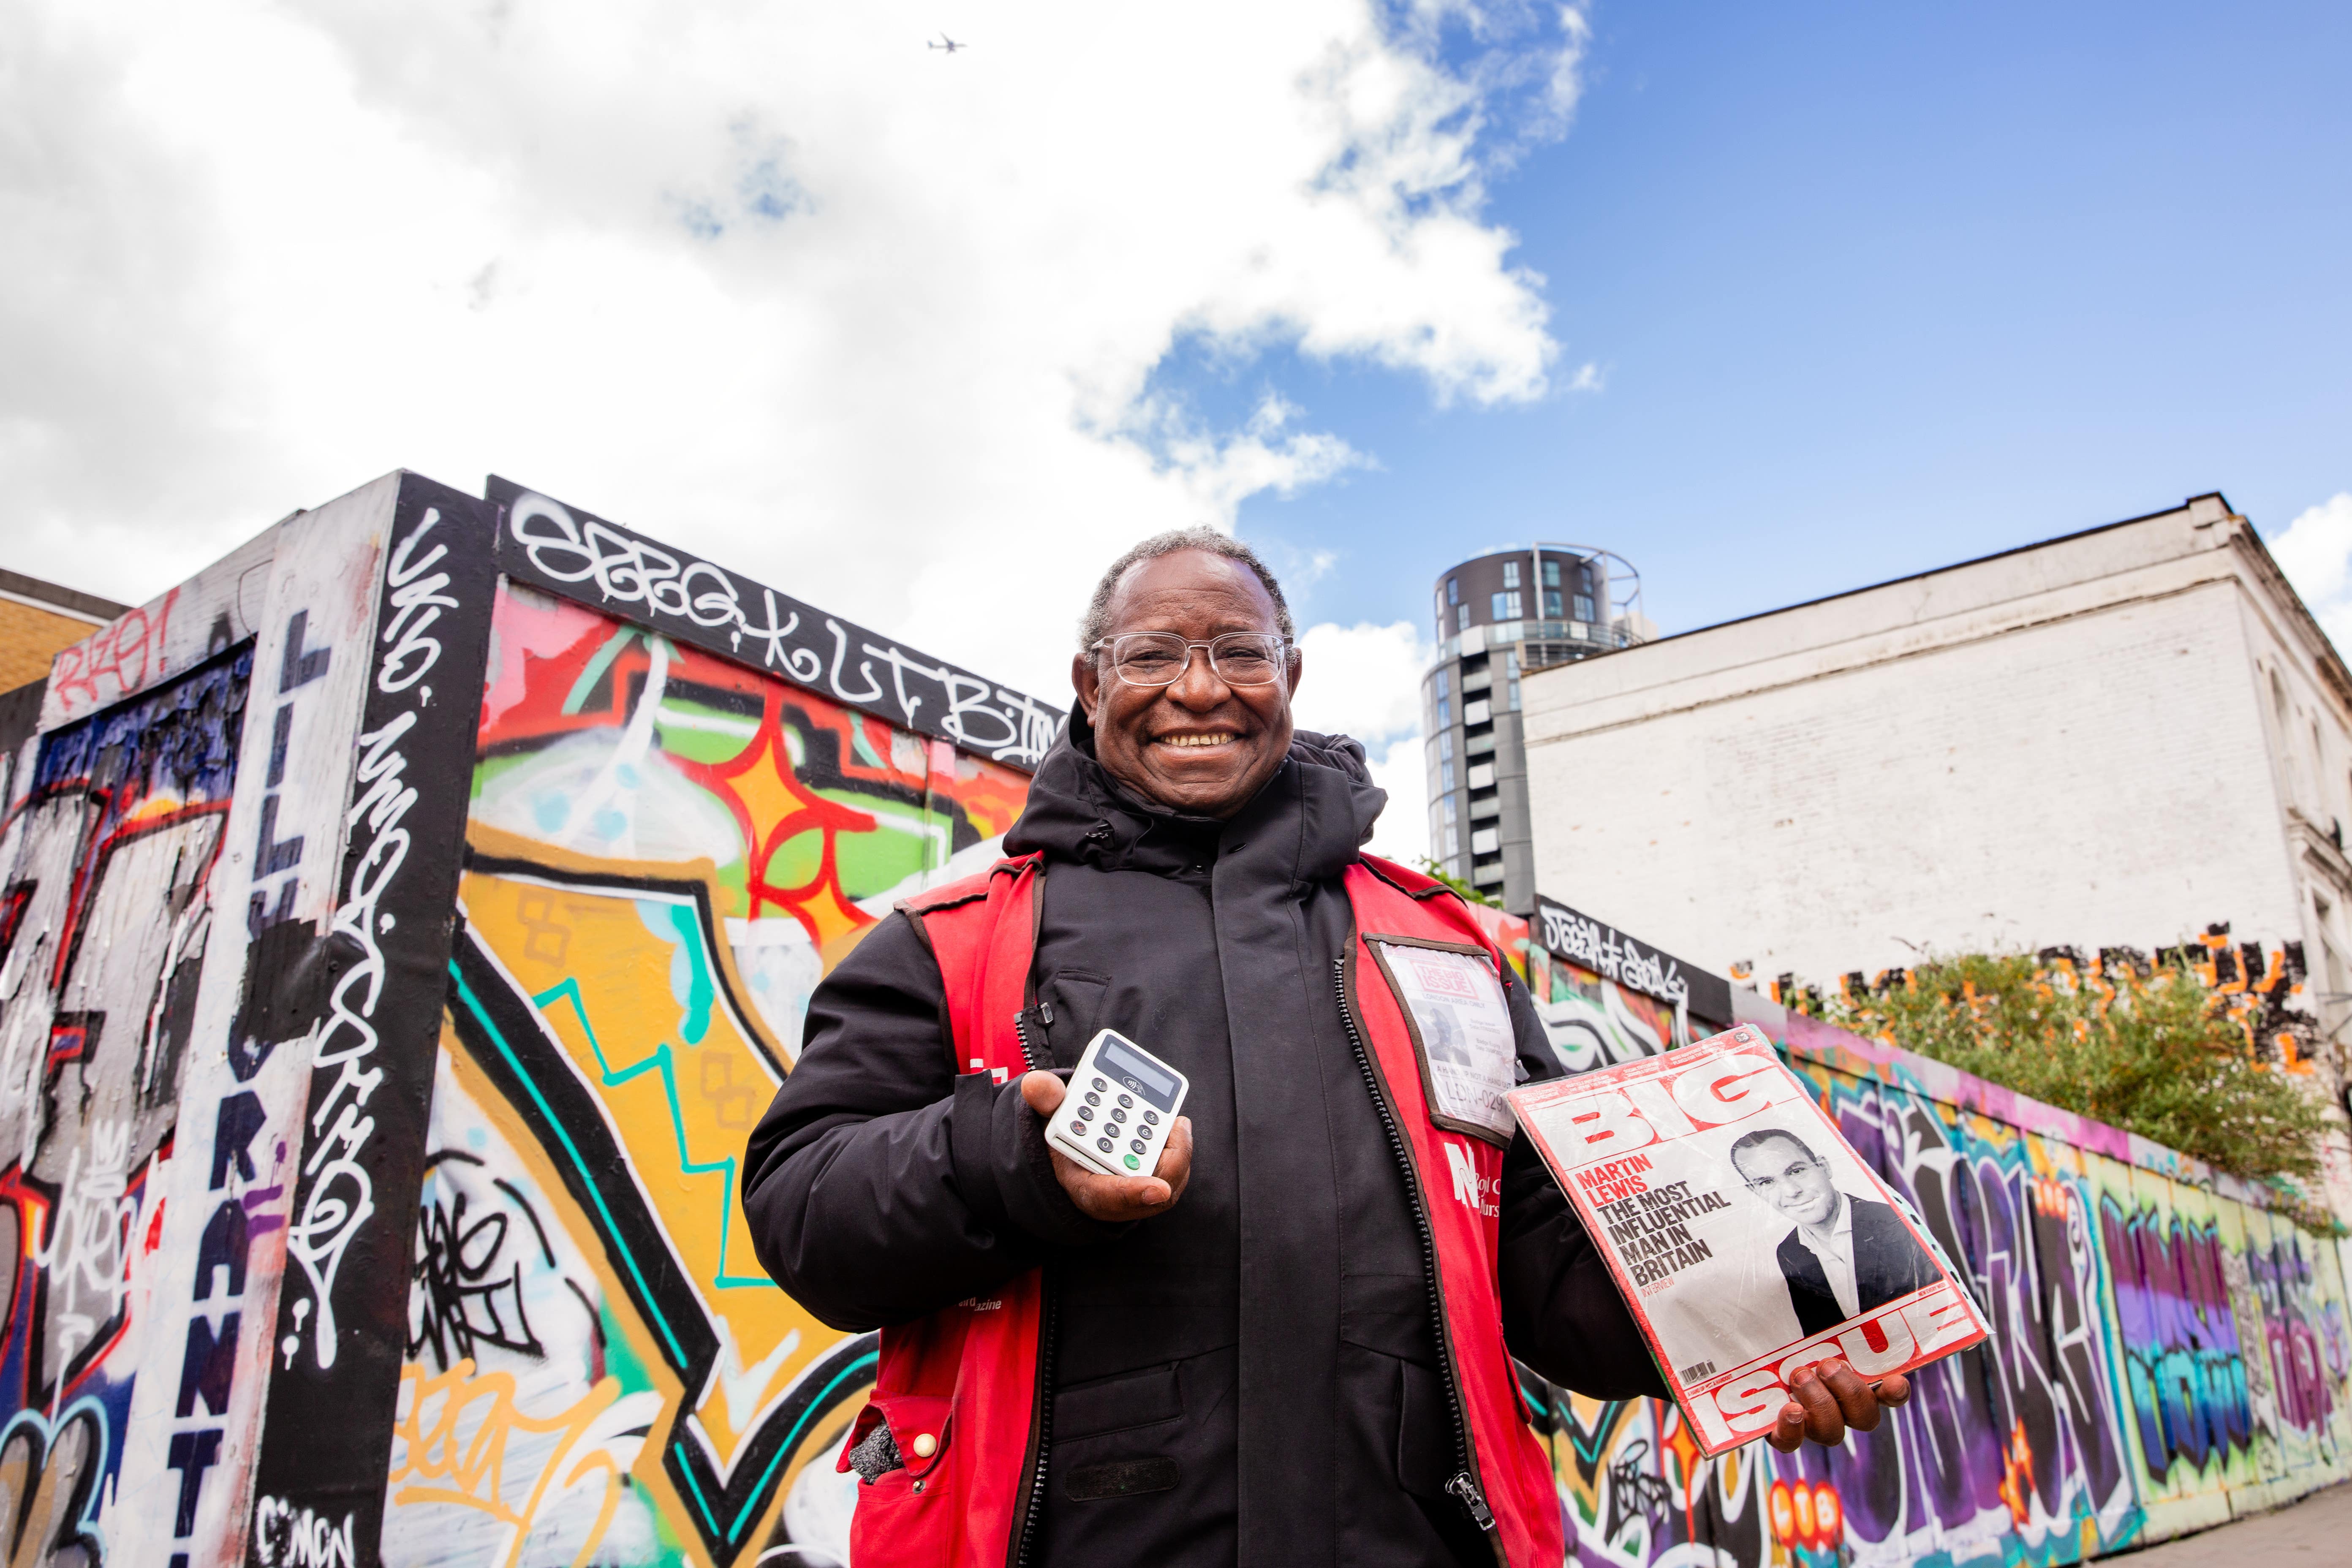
left=1522, top=494, right=2352, bottom=1205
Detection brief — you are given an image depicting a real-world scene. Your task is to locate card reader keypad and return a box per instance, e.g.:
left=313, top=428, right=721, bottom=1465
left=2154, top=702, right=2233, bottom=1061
left=1048, top=1034, right=1187, bottom=1179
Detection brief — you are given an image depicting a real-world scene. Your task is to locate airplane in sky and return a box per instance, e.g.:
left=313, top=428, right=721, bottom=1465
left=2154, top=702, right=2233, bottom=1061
left=928, top=34, right=966, bottom=52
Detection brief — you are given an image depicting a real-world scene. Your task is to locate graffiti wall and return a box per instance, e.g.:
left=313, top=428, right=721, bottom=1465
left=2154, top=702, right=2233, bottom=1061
left=1488, top=918, right=2352, bottom=1568
left=393, top=571, right=1032, bottom=1567
left=0, top=473, right=1045, bottom=1568
left=5, top=468, right=2347, bottom=1568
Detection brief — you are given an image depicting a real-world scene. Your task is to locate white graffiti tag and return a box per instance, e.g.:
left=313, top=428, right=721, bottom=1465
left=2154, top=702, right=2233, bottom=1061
left=1541, top=904, right=1689, bottom=1009
left=506, top=491, right=1056, bottom=763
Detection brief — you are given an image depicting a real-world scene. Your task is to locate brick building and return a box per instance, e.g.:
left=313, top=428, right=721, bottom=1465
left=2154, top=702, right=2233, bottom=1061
left=0, top=566, right=127, bottom=694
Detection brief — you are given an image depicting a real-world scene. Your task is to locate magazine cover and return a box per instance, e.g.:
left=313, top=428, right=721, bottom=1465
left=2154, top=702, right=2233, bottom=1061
left=1505, top=1023, right=1990, bottom=1455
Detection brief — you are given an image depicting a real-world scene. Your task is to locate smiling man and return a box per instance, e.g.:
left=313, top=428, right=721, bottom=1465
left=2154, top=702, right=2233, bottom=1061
left=743, top=530, right=1902, bottom=1568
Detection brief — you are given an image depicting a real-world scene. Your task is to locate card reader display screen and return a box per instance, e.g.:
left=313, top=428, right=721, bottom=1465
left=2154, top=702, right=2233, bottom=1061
left=1096, top=1034, right=1179, bottom=1108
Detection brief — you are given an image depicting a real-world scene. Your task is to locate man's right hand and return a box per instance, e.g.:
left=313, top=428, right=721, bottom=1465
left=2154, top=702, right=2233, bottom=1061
left=1021, top=1070, right=1192, bottom=1222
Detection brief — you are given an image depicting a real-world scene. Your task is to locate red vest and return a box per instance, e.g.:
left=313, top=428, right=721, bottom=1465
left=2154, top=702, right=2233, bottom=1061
left=837, top=853, right=1563, bottom=1568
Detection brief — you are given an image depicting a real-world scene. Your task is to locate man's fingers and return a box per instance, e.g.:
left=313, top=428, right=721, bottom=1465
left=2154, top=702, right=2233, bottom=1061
left=1820, top=1360, right=1882, bottom=1432
left=1019, top=1069, right=1066, bottom=1117
left=1031, top=1077, right=1188, bottom=1221
left=1768, top=1403, right=1806, bottom=1453
left=1046, top=1145, right=1179, bottom=1222
left=1787, top=1364, right=1846, bottom=1446
left=1152, top=1116, right=1194, bottom=1202
left=1876, top=1372, right=1912, bottom=1408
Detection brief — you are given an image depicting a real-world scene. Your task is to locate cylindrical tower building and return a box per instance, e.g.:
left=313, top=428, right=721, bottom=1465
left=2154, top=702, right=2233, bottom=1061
left=1421, top=545, right=1653, bottom=913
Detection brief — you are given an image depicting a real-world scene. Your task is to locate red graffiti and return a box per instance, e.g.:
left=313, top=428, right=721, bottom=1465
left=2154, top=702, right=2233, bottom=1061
left=46, top=588, right=179, bottom=718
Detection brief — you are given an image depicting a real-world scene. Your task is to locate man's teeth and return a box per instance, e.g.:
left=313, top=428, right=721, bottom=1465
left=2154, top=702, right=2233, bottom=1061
left=1159, top=734, right=1234, bottom=748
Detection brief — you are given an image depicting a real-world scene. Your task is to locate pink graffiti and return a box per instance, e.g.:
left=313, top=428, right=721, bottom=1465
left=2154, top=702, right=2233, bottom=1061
left=48, top=588, right=179, bottom=717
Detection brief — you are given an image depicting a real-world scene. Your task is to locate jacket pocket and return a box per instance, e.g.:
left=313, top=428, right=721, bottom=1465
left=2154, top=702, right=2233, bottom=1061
left=1043, top=970, right=1111, bottom=1065
left=1395, top=1357, right=1452, bottom=1499
left=1054, top=1361, right=1183, bottom=1442
left=838, top=1393, right=954, bottom=1484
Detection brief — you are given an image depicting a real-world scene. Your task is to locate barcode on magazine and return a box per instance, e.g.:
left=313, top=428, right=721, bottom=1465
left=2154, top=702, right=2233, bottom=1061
left=1679, top=1360, right=1715, bottom=1381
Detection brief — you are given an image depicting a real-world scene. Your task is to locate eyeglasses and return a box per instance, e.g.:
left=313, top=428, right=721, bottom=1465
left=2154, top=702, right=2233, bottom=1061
left=1095, top=631, right=1292, bottom=688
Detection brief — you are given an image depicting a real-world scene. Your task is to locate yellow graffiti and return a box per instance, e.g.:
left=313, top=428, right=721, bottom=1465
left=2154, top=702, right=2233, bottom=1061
left=458, top=826, right=831, bottom=1468
left=391, top=1359, right=636, bottom=1568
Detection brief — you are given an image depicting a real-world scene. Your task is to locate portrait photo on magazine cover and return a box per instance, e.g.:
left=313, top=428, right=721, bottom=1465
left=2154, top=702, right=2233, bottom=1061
left=1725, top=1122, right=1941, bottom=1339
left=1624, top=1112, right=1943, bottom=1383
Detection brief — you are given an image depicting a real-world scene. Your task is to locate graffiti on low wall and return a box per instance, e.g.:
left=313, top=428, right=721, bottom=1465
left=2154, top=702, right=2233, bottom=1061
left=388, top=576, right=1033, bottom=1566
left=5, top=472, right=2347, bottom=1568
left=1481, top=908, right=2352, bottom=1567
left=0, top=647, right=250, bottom=1563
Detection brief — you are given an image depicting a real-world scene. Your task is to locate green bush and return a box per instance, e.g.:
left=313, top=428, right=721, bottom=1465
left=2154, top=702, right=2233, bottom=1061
left=1822, top=951, right=2330, bottom=1183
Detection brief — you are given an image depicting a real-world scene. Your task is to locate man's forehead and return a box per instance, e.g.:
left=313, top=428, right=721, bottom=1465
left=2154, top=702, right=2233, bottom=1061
left=1737, top=1136, right=1812, bottom=1168
left=1105, top=550, right=1281, bottom=630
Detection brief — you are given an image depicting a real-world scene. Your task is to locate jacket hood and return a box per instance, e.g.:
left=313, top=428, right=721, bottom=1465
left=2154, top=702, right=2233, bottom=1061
left=1005, top=703, right=1387, bottom=883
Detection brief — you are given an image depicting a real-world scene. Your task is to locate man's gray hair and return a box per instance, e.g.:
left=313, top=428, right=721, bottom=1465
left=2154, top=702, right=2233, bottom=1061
left=1078, top=527, right=1296, bottom=654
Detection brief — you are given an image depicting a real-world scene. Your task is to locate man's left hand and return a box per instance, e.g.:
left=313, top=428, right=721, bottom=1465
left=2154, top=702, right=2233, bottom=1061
left=1767, top=1360, right=1910, bottom=1452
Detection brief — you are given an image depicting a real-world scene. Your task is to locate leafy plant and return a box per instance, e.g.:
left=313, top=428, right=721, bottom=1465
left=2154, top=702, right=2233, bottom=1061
left=1822, top=951, right=2331, bottom=1184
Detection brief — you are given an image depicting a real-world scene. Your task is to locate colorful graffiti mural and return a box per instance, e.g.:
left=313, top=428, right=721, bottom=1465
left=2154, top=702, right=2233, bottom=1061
left=1465, top=906, right=2352, bottom=1568
left=0, top=647, right=250, bottom=1561
left=2, top=470, right=2347, bottom=1567
left=386, top=576, right=1032, bottom=1566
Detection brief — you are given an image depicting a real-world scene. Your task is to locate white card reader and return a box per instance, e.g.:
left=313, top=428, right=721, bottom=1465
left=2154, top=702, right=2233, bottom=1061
left=1044, top=1029, right=1189, bottom=1179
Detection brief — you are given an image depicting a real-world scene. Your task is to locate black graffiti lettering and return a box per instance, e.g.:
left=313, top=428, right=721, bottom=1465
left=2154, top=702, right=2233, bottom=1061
left=255, top=794, right=303, bottom=877
left=408, top=1180, right=547, bottom=1369
left=266, top=703, right=294, bottom=789
left=247, top=875, right=298, bottom=939
left=278, top=610, right=331, bottom=693
left=169, top=1427, right=224, bottom=1537
left=212, top=1091, right=266, bottom=1188
left=232, top=915, right=328, bottom=1080
left=1603, top=1437, right=1671, bottom=1542
left=196, top=1198, right=250, bottom=1302
left=177, top=1310, right=239, bottom=1418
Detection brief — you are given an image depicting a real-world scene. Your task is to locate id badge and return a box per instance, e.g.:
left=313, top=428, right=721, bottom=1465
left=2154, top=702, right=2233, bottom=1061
left=1366, top=936, right=1519, bottom=1144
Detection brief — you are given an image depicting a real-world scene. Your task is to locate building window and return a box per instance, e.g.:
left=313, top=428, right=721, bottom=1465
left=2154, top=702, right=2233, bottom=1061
left=1434, top=670, right=1449, bottom=698
left=1458, top=607, right=1472, bottom=634
left=1443, top=794, right=1457, bottom=823
left=1506, top=650, right=1521, bottom=710
left=1502, top=560, right=1520, bottom=588
left=1544, top=589, right=1563, bottom=618
left=1437, top=698, right=1451, bottom=728
left=1542, top=560, right=1561, bottom=588
left=1572, top=592, right=1595, bottom=622
left=1441, top=762, right=1456, bottom=792
left=1439, top=731, right=1454, bottom=761
left=1446, top=577, right=1459, bottom=605
left=1491, top=591, right=1521, bottom=620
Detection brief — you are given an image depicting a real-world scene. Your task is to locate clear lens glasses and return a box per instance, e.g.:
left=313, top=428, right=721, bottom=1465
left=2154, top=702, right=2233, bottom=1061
left=1099, top=632, right=1290, bottom=688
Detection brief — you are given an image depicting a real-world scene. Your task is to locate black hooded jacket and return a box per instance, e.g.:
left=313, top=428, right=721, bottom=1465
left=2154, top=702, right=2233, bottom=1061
left=742, top=713, right=1665, bottom=1567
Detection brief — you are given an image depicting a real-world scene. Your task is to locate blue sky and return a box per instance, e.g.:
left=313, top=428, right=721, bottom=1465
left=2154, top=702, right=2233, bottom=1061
left=9, top=0, right=2347, bottom=866
left=1218, top=0, right=2352, bottom=640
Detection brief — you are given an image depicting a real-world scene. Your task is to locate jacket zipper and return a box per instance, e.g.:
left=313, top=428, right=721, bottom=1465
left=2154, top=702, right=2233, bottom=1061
left=1334, top=956, right=1501, bottom=1547
left=1009, top=1009, right=1055, bottom=1568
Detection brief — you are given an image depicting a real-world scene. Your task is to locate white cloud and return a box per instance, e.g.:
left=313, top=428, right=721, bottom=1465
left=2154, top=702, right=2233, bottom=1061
left=1291, top=618, right=1432, bottom=861
left=1293, top=619, right=1430, bottom=740
left=0, top=0, right=1587, bottom=705
left=2271, top=494, right=2352, bottom=652
left=1363, top=733, right=1432, bottom=864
